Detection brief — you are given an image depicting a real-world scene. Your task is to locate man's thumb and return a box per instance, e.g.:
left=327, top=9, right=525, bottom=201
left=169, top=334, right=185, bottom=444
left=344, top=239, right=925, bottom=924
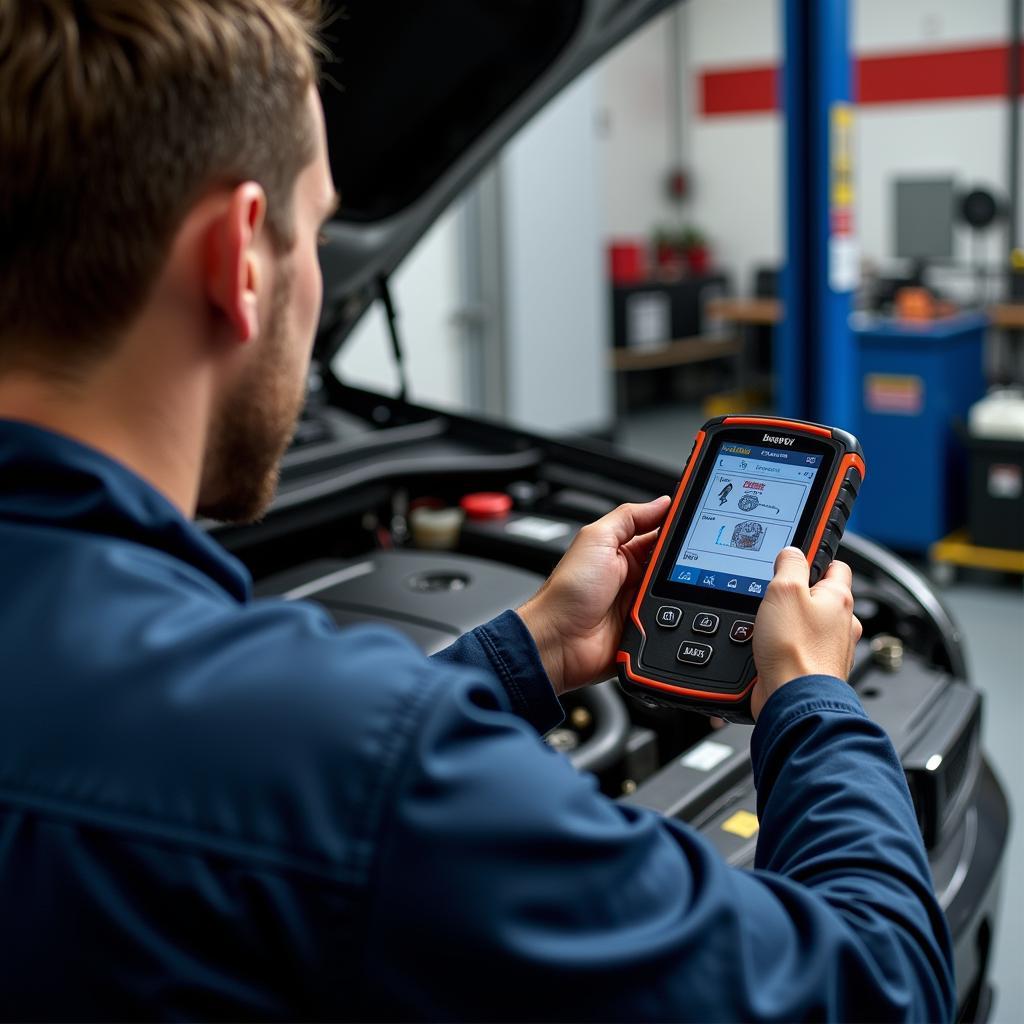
left=772, top=546, right=810, bottom=588
left=598, top=496, right=671, bottom=547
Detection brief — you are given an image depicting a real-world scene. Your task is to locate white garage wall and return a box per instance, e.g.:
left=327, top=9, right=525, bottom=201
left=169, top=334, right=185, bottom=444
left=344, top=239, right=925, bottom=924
left=688, top=0, right=781, bottom=66
left=598, top=9, right=677, bottom=239
left=500, top=68, right=612, bottom=436
left=854, top=0, right=1005, bottom=51
left=688, top=115, right=783, bottom=294
left=688, top=0, right=782, bottom=292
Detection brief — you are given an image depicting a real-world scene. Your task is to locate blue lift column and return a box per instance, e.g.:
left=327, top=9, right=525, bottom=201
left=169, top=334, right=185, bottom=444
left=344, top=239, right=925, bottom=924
left=779, top=0, right=857, bottom=426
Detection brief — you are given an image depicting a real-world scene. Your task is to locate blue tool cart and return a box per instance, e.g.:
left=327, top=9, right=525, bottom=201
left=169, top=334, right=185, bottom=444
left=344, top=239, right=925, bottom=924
left=852, top=312, right=988, bottom=550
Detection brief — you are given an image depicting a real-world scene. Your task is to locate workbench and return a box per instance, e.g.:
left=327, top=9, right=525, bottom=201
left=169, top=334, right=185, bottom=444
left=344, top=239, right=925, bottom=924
left=702, top=297, right=782, bottom=409
left=609, top=335, right=743, bottom=427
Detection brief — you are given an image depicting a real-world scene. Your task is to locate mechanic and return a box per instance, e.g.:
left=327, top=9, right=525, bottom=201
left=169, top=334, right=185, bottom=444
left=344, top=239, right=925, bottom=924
left=0, top=2, right=954, bottom=1020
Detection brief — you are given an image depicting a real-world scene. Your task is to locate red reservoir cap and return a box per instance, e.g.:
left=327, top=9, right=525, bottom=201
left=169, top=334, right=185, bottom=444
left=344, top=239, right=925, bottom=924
left=460, top=492, right=513, bottom=520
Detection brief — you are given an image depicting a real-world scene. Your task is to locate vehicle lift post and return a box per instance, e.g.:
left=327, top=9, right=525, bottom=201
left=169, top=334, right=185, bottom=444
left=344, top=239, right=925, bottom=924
left=779, top=0, right=857, bottom=427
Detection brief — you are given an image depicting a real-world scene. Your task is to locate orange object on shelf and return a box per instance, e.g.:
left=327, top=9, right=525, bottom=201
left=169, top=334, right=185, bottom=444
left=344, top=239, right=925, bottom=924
left=894, top=288, right=960, bottom=321
left=895, top=287, right=934, bottom=321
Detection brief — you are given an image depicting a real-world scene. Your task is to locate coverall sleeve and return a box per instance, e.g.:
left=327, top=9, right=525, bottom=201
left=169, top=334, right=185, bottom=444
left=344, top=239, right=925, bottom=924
left=360, top=667, right=955, bottom=1022
left=430, top=609, right=564, bottom=734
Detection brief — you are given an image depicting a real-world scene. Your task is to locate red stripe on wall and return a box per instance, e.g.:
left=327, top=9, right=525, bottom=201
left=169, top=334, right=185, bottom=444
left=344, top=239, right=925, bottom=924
left=857, top=45, right=1010, bottom=104
left=700, top=43, right=1017, bottom=116
left=701, top=66, right=778, bottom=116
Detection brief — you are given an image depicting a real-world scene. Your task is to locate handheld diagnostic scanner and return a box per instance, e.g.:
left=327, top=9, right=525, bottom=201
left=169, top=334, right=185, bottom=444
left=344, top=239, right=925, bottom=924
left=617, top=415, right=865, bottom=723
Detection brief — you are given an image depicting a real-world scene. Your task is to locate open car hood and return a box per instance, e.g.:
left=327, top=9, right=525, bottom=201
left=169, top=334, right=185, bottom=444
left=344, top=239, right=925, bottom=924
left=315, top=0, right=674, bottom=362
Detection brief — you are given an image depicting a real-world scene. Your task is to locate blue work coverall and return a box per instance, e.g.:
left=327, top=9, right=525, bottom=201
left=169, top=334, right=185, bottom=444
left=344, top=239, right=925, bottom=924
left=0, top=420, right=954, bottom=1020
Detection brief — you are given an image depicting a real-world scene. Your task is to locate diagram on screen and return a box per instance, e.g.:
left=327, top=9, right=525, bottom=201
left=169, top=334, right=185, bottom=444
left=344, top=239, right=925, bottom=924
left=707, top=475, right=805, bottom=522
left=715, top=520, right=766, bottom=551
left=737, top=492, right=780, bottom=514
left=677, top=471, right=809, bottom=573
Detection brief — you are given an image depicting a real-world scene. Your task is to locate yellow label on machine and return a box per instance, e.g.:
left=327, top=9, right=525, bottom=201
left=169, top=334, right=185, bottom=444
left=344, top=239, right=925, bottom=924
left=829, top=102, right=858, bottom=292
left=721, top=810, right=760, bottom=839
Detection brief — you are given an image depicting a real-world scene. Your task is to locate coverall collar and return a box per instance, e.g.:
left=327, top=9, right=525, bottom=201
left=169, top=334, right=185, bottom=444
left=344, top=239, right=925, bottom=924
left=0, top=418, right=251, bottom=604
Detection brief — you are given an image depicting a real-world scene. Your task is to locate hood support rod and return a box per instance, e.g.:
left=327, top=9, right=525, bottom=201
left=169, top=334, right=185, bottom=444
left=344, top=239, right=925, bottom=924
left=377, top=273, right=409, bottom=403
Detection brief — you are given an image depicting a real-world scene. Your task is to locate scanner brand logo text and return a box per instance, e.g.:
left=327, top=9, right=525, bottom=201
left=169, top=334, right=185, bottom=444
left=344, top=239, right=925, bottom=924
left=762, top=434, right=796, bottom=446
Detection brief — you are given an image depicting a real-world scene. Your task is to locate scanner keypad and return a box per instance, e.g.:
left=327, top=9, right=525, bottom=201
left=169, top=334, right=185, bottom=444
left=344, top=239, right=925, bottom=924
left=639, top=601, right=757, bottom=690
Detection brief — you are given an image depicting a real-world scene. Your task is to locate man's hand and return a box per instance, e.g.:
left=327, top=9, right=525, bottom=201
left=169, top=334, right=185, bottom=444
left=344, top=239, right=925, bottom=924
left=517, top=497, right=671, bottom=696
left=750, top=547, right=862, bottom=720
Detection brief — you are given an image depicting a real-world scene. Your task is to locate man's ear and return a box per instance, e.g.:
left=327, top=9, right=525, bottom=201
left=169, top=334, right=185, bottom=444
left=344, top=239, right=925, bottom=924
left=205, top=183, right=268, bottom=344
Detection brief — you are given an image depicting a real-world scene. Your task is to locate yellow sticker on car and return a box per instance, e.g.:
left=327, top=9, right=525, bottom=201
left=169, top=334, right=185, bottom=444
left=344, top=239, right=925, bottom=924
left=721, top=810, right=759, bottom=839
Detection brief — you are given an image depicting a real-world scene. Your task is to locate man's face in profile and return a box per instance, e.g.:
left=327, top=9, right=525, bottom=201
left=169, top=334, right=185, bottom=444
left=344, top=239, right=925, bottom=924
left=197, top=89, right=336, bottom=524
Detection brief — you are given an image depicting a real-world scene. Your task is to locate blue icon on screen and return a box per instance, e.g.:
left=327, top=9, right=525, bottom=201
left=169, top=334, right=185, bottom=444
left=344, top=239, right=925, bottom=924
left=702, top=574, right=716, bottom=587
left=748, top=581, right=763, bottom=595
left=727, top=578, right=738, bottom=589
left=680, top=570, right=693, bottom=582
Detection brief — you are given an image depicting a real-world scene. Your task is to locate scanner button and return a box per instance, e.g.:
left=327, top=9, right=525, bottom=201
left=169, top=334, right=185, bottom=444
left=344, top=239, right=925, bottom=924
left=729, top=620, right=754, bottom=644
left=692, top=612, right=720, bottom=635
left=656, top=606, right=682, bottom=629
left=677, top=642, right=713, bottom=666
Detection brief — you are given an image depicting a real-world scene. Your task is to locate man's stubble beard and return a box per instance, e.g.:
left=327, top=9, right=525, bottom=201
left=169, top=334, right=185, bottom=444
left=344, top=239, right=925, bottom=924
left=197, top=264, right=307, bottom=524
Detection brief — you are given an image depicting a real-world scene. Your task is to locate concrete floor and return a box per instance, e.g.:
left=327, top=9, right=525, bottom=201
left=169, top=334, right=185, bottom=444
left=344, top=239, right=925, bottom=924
left=618, top=405, right=1024, bottom=1022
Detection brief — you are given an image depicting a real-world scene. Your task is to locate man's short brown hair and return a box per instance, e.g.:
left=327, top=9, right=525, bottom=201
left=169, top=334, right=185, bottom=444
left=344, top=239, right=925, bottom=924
left=0, top=0, right=322, bottom=369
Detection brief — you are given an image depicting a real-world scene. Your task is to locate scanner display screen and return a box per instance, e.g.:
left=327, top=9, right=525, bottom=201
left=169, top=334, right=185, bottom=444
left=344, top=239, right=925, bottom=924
left=665, top=441, right=822, bottom=598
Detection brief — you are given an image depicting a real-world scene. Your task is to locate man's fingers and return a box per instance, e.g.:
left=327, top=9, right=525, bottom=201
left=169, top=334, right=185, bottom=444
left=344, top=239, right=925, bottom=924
left=623, top=496, right=671, bottom=539
left=622, top=529, right=660, bottom=585
left=819, top=558, right=853, bottom=590
left=623, top=528, right=660, bottom=560
left=770, top=546, right=810, bottom=591
left=592, top=496, right=670, bottom=547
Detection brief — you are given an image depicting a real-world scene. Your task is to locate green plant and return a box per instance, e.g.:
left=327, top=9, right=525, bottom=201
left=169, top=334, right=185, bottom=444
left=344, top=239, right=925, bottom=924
left=653, top=225, right=707, bottom=252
